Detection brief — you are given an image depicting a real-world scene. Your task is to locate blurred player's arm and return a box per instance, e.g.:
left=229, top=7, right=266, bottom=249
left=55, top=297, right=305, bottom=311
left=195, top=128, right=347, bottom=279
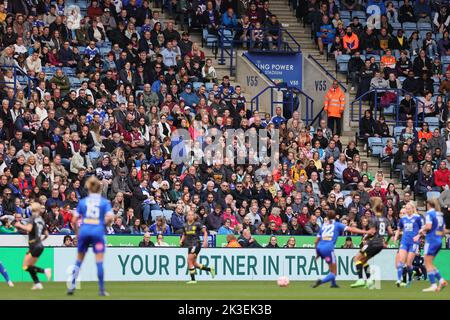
left=41, top=228, right=49, bottom=242
left=180, top=233, right=185, bottom=247
left=14, top=222, right=32, bottom=233
left=345, top=226, right=371, bottom=235
left=202, top=226, right=208, bottom=248
left=414, top=220, right=432, bottom=242
left=71, top=213, right=80, bottom=236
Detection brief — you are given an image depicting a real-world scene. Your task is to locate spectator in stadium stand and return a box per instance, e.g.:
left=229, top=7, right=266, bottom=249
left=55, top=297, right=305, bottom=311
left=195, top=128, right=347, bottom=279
left=316, top=15, right=335, bottom=55
left=399, top=0, right=416, bottom=23
left=438, top=31, right=450, bottom=56
left=360, top=27, right=379, bottom=56
left=237, top=229, right=261, bottom=248
left=323, top=80, right=345, bottom=135
left=225, top=234, right=242, bottom=248
left=434, top=4, right=450, bottom=34
left=415, top=162, right=440, bottom=195
left=434, top=160, right=450, bottom=191
left=265, top=236, right=279, bottom=248
left=348, top=51, right=365, bottom=92
left=414, top=0, right=432, bottom=23
left=303, top=215, right=319, bottom=235
left=139, top=233, right=155, bottom=247
left=342, top=26, right=359, bottom=55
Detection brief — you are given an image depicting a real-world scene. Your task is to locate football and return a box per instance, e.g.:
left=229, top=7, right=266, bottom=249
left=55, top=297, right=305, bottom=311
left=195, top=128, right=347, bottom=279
left=277, top=276, right=290, bottom=287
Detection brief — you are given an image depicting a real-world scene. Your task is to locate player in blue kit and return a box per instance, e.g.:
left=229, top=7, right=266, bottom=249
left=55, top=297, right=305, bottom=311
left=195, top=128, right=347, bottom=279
left=414, top=199, right=448, bottom=292
left=393, top=202, right=422, bottom=287
left=67, top=176, right=114, bottom=296
left=312, top=210, right=370, bottom=288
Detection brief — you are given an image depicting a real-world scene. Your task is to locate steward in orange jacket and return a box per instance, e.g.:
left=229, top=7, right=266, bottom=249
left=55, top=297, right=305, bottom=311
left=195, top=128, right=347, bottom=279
left=324, top=81, right=346, bottom=135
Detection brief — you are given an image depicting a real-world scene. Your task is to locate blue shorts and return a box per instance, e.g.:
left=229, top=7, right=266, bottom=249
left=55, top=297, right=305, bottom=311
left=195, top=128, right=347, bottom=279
left=77, top=228, right=106, bottom=254
left=399, top=241, right=419, bottom=254
left=424, top=241, right=441, bottom=257
left=317, top=246, right=336, bottom=264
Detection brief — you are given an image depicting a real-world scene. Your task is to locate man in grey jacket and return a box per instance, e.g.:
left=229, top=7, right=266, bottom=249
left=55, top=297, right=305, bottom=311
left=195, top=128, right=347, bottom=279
left=428, top=128, right=447, bottom=156
left=70, top=143, right=93, bottom=175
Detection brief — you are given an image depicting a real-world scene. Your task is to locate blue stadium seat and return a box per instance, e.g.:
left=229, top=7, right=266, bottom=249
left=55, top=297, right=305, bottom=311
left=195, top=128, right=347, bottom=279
left=162, top=210, right=173, bottom=224
left=340, top=10, right=351, bottom=19
left=205, top=82, right=214, bottom=92
left=427, top=191, right=441, bottom=200
left=391, top=22, right=402, bottom=30
left=336, top=55, right=351, bottom=73
left=442, top=56, right=450, bottom=64
left=220, top=29, right=234, bottom=48
left=202, top=28, right=218, bottom=48
left=417, top=22, right=433, bottom=31
left=383, top=104, right=395, bottom=115
left=368, top=137, right=382, bottom=148
left=393, top=126, right=405, bottom=140
left=151, top=210, right=163, bottom=222
left=352, top=11, right=366, bottom=20
left=424, top=117, right=439, bottom=127
left=193, top=81, right=204, bottom=91
left=402, top=22, right=417, bottom=30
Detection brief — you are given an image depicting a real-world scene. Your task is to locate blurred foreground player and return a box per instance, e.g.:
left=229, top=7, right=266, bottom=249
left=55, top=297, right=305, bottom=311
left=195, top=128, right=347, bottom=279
left=67, top=176, right=114, bottom=296
left=14, top=202, right=51, bottom=289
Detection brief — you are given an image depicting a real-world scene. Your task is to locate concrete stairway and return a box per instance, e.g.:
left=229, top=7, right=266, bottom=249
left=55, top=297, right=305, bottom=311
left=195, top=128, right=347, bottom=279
left=268, top=0, right=410, bottom=196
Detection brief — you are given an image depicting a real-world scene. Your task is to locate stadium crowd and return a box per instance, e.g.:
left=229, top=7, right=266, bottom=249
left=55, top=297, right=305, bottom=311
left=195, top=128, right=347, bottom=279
left=0, top=0, right=448, bottom=249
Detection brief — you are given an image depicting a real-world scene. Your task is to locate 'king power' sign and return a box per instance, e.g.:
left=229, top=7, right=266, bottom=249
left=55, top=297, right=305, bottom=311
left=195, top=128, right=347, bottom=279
left=244, top=52, right=302, bottom=89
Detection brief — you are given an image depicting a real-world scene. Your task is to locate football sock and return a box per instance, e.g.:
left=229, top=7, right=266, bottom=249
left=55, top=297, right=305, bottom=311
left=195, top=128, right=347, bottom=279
left=402, top=266, right=407, bottom=282
left=197, top=264, right=211, bottom=272
left=356, top=261, right=363, bottom=279
left=397, top=263, right=404, bottom=282
left=321, top=272, right=335, bottom=284
left=189, top=268, right=196, bottom=281
left=24, top=266, right=39, bottom=284
left=363, top=264, right=371, bottom=279
left=0, top=263, right=10, bottom=282
left=435, top=270, right=442, bottom=282
left=71, top=260, right=82, bottom=289
left=96, top=262, right=104, bottom=292
left=429, top=271, right=436, bottom=285
left=407, top=266, right=414, bottom=282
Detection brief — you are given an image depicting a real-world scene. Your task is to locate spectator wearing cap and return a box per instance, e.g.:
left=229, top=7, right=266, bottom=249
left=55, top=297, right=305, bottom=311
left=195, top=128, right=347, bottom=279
left=206, top=204, right=223, bottom=232
left=179, top=84, right=199, bottom=107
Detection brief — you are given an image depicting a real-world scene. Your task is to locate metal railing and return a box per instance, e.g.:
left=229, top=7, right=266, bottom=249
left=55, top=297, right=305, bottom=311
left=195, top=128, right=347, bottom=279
left=250, top=85, right=314, bottom=126
left=0, top=65, right=37, bottom=99
left=307, top=54, right=347, bottom=92
left=350, top=88, right=425, bottom=127
left=216, top=26, right=301, bottom=76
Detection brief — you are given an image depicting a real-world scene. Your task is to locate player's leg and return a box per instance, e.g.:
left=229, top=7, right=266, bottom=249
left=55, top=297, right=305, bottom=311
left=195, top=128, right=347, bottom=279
left=193, top=248, right=215, bottom=279
left=422, top=243, right=446, bottom=292
left=68, top=234, right=89, bottom=294
left=0, top=261, right=13, bottom=287
left=396, top=249, right=408, bottom=287
left=187, top=252, right=197, bottom=284
left=320, top=252, right=338, bottom=288
left=405, top=249, right=417, bottom=287
left=93, top=236, right=107, bottom=296
left=351, top=252, right=368, bottom=288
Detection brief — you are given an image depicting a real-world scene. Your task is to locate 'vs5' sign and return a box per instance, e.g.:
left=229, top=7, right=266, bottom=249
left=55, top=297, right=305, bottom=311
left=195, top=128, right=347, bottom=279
left=315, top=80, right=327, bottom=91
left=246, top=76, right=259, bottom=87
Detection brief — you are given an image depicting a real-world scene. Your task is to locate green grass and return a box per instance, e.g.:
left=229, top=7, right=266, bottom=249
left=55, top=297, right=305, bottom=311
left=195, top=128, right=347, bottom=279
left=0, top=281, right=449, bottom=300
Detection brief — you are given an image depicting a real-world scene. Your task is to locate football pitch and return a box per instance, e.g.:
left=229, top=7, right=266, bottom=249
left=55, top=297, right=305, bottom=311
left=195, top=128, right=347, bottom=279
left=0, top=281, right=449, bottom=300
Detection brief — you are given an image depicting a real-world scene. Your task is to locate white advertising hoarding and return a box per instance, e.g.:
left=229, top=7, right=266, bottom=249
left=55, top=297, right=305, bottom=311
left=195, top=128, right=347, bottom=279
left=53, top=248, right=397, bottom=282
